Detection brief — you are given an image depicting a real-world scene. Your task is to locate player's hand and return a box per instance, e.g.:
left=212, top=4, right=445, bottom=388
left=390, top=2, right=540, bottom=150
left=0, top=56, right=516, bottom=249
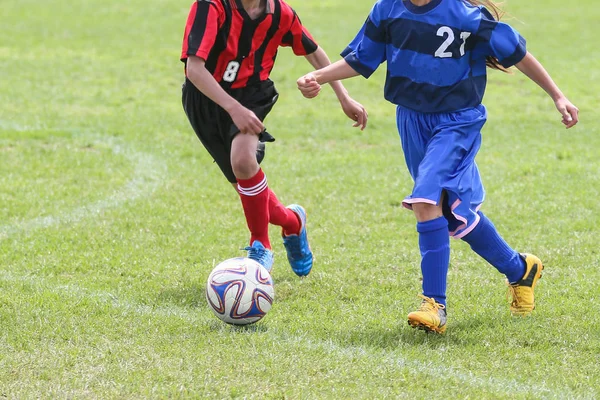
left=229, top=103, right=264, bottom=135
left=297, top=74, right=321, bottom=99
left=340, top=96, right=368, bottom=130
left=554, top=97, right=579, bottom=129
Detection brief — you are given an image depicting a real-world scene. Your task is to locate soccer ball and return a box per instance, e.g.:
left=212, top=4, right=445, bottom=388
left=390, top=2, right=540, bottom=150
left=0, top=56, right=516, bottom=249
left=205, top=257, right=275, bottom=325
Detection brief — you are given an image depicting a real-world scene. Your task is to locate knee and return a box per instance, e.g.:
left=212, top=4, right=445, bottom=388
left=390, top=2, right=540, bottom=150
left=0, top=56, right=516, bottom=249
left=231, top=147, right=260, bottom=179
left=412, top=202, right=443, bottom=222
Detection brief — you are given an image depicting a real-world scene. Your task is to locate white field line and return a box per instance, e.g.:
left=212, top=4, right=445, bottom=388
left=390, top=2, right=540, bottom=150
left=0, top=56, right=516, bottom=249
left=0, top=272, right=576, bottom=399
left=0, top=123, right=578, bottom=399
left=285, top=335, right=573, bottom=399
left=0, top=132, right=166, bottom=240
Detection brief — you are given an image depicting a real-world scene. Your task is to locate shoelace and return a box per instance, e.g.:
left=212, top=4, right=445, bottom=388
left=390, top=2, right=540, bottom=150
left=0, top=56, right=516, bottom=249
left=244, top=246, right=270, bottom=265
left=417, top=294, right=445, bottom=312
left=506, top=282, right=520, bottom=307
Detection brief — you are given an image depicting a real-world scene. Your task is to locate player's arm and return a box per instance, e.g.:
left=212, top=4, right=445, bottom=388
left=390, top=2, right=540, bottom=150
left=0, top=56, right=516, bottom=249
left=299, top=59, right=360, bottom=90
left=182, top=1, right=262, bottom=135
left=186, top=57, right=264, bottom=135
left=515, top=52, right=579, bottom=129
left=303, top=48, right=367, bottom=130
left=303, top=47, right=356, bottom=99
left=298, top=10, right=385, bottom=104
left=477, top=10, right=578, bottom=129
left=278, top=6, right=365, bottom=129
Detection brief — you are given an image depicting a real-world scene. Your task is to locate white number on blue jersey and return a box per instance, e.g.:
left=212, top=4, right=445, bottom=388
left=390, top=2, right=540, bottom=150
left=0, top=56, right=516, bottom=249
left=434, top=27, right=472, bottom=58
left=434, top=26, right=455, bottom=58
left=459, top=32, right=472, bottom=56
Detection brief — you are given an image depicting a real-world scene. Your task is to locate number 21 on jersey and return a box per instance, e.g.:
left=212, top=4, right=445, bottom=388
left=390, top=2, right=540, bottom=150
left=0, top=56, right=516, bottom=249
left=434, top=26, right=471, bottom=58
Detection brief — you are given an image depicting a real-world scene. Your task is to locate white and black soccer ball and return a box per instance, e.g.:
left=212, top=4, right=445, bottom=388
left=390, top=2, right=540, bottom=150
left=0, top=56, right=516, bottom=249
left=206, top=257, right=274, bottom=325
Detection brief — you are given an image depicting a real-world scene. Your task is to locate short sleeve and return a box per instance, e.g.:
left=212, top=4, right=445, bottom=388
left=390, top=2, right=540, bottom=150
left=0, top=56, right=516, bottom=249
left=475, top=7, right=526, bottom=68
left=181, top=0, right=224, bottom=62
left=280, top=10, right=318, bottom=56
left=341, top=3, right=387, bottom=79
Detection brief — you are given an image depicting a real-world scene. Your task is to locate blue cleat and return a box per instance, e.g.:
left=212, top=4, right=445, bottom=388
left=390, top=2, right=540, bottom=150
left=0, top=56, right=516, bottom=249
left=282, top=204, right=313, bottom=276
left=244, top=240, right=274, bottom=272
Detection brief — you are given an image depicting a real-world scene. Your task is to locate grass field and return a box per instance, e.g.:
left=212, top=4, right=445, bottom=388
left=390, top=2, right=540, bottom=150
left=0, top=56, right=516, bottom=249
left=1, top=0, right=600, bottom=398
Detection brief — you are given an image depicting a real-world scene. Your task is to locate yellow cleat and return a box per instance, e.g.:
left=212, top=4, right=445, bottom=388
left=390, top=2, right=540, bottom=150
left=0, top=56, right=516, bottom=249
left=407, top=295, right=447, bottom=334
left=507, top=253, right=544, bottom=316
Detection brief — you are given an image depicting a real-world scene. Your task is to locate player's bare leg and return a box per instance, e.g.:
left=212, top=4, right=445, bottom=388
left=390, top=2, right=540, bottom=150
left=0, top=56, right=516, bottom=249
left=232, top=133, right=274, bottom=271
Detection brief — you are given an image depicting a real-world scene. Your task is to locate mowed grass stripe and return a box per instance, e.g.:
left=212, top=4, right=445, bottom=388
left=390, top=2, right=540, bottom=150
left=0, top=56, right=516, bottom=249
left=0, top=129, right=166, bottom=240
left=0, top=270, right=571, bottom=399
left=1, top=0, right=599, bottom=397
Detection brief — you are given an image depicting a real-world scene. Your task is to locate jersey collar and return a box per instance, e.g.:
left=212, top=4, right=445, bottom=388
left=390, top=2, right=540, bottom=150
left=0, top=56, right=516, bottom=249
left=403, top=0, right=443, bottom=14
left=231, top=0, right=275, bottom=14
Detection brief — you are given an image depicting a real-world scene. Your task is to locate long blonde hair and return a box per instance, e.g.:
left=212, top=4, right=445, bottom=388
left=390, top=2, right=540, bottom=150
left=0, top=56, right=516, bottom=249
left=464, top=0, right=511, bottom=73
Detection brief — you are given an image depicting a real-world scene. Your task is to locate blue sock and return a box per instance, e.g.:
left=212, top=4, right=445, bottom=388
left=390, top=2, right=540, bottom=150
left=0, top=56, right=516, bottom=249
left=462, top=211, right=525, bottom=283
left=417, top=216, right=450, bottom=307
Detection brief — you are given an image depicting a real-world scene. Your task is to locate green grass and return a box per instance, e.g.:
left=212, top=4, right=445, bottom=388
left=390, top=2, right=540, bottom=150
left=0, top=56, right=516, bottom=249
left=1, top=0, right=599, bottom=398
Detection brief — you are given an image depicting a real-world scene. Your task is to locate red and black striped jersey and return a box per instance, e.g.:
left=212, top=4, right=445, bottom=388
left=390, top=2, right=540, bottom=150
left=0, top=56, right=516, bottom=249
left=181, top=0, right=318, bottom=90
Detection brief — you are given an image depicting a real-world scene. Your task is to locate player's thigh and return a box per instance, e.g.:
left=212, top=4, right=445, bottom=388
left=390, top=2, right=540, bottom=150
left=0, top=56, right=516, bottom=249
left=234, top=80, right=279, bottom=143
left=230, top=133, right=261, bottom=179
left=396, top=107, right=430, bottom=180
left=412, top=201, right=444, bottom=222
left=182, top=80, right=237, bottom=183
left=419, top=111, right=485, bottom=182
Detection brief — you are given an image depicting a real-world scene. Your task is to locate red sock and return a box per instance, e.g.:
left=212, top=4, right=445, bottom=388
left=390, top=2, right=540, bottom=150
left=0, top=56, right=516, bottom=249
left=237, top=169, right=271, bottom=249
left=268, top=188, right=301, bottom=236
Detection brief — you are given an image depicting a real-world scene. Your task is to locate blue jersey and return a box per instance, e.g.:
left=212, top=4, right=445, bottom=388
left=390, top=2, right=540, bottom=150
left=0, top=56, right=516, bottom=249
left=342, top=0, right=527, bottom=113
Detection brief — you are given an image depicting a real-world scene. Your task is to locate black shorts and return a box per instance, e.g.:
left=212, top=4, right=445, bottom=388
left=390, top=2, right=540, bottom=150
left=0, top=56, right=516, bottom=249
left=182, top=78, right=279, bottom=183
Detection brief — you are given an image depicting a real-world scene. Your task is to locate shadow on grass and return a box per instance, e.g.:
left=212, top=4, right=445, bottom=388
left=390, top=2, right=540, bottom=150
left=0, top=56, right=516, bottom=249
left=329, top=313, right=498, bottom=351
left=206, top=319, right=270, bottom=333
left=151, top=277, right=507, bottom=350
left=155, top=282, right=272, bottom=333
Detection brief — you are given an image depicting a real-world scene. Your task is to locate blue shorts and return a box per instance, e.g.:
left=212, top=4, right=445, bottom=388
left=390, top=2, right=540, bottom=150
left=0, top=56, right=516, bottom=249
left=397, top=105, right=487, bottom=238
